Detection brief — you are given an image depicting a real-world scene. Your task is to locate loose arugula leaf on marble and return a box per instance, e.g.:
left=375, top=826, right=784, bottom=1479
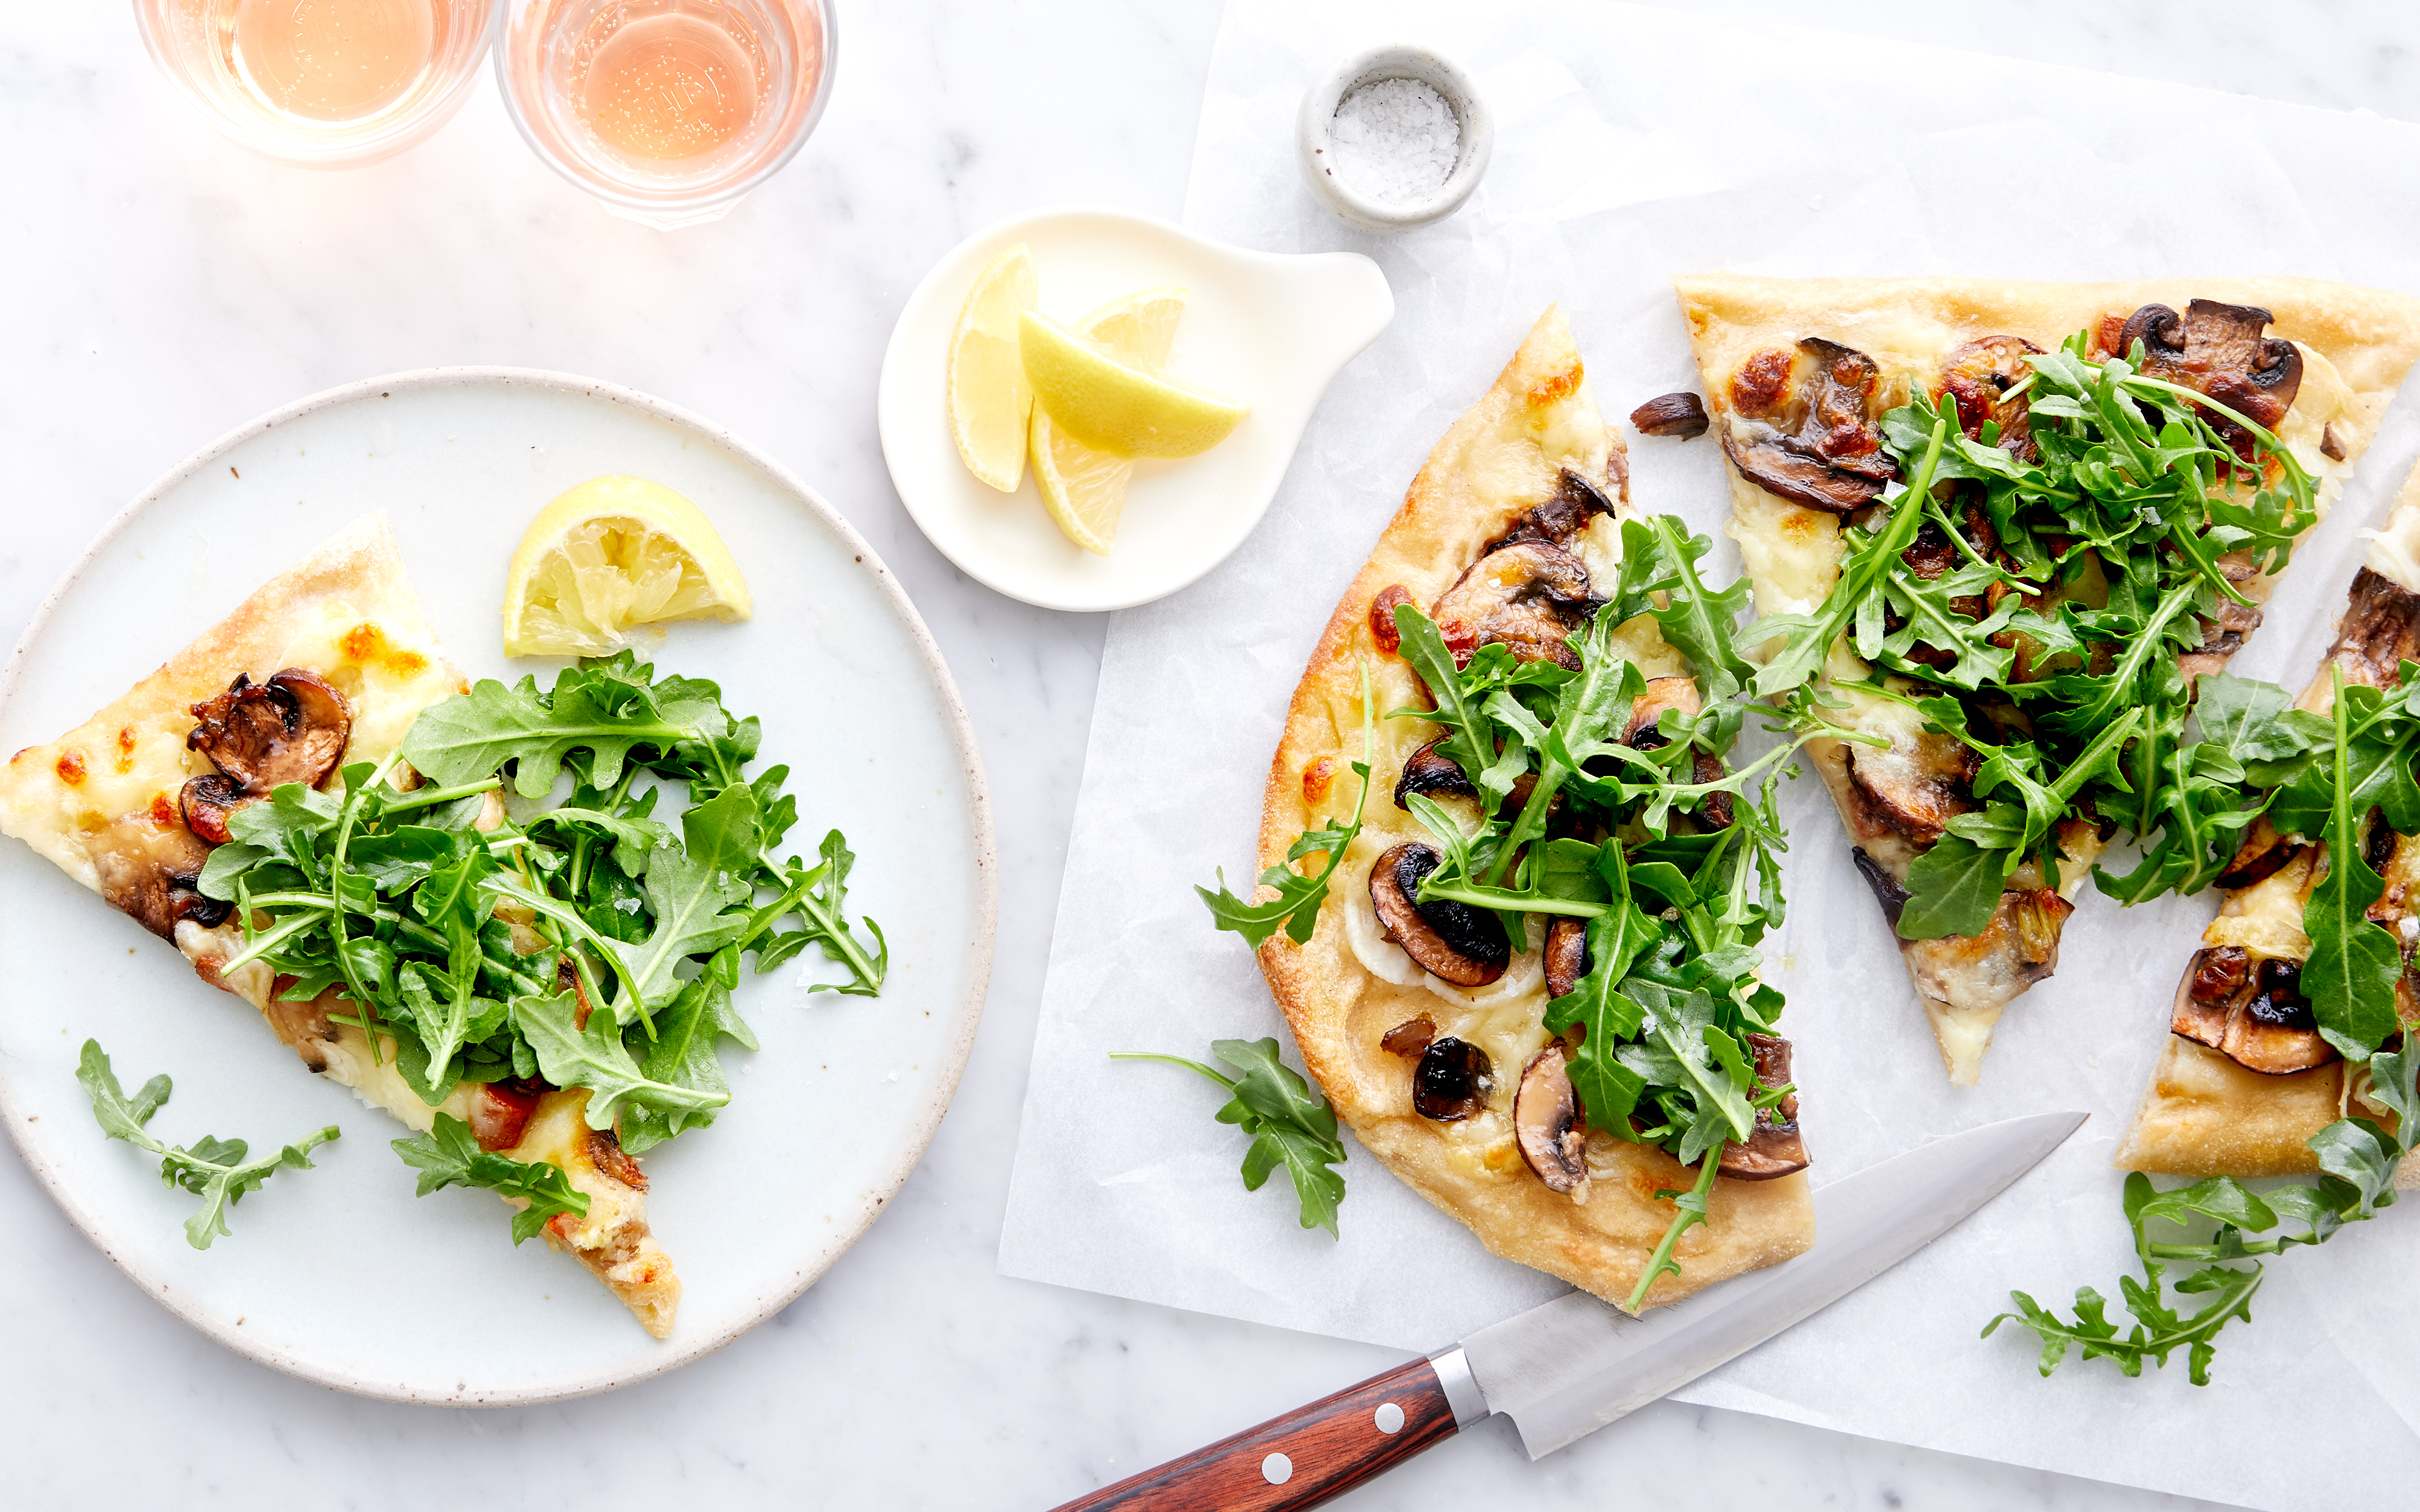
left=392, top=1113, right=590, bottom=1245
left=1112, top=1038, right=1349, bottom=1237
left=77, top=1040, right=340, bottom=1251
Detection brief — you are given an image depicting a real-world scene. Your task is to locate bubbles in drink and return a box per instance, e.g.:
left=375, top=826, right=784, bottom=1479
left=228, top=0, right=439, bottom=123
left=577, top=10, right=765, bottom=162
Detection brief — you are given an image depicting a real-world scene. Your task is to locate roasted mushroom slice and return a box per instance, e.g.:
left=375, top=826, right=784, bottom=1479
left=1625, top=677, right=1703, bottom=748
left=2172, top=952, right=2337, bottom=1075
left=1430, top=542, right=1599, bottom=671
left=2327, top=568, right=2420, bottom=690
left=1483, top=468, right=1621, bottom=555
left=1719, top=430, right=1888, bottom=515
left=185, top=668, right=354, bottom=795
left=1937, top=336, right=2044, bottom=461
left=2116, top=300, right=2305, bottom=456
left=2169, top=945, right=2250, bottom=1050
left=1515, top=1046, right=1589, bottom=1194
left=1413, top=1036, right=1494, bottom=1121
left=177, top=772, right=251, bottom=847
left=1718, top=1032, right=1808, bottom=1180
left=1393, top=737, right=1479, bottom=809
left=1900, top=887, right=2073, bottom=1013
left=2177, top=552, right=2265, bottom=684
left=1719, top=337, right=1898, bottom=515
left=1629, top=392, right=1710, bottom=439
left=1850, top=848, right=1910, bottom=928
left=2214, top=817, right=2299, bottom=891
left=1381, top=1016, right=1437, bottom=1059
left=1368, top=842, right=1512, bottom=987
left=1843, top=729, right=1981, bottom=845
left=1543, top=915, right=1591, bottom=999
left=1690, top=750, right=1736, bottom=832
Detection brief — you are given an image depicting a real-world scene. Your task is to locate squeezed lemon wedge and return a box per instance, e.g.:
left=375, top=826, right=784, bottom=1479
left=502, top=476, right=751, bottom=658
left=1020, top=309, right=1248, bottom=459
left=947, top=244, right=1040, bottom=490
left=1031, top=288, right=1187, bottom=555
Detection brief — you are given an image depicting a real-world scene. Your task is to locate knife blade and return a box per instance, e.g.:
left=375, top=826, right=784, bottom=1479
left=1046, top=1110, right=2084, bottom=1511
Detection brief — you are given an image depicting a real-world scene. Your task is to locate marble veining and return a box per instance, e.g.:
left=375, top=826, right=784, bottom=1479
left=5, top=1, right=2411, bottom=1506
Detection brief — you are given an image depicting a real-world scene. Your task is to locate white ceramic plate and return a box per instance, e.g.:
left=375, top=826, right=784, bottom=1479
left=877, top=207, right=1393, bottom=612
left=0, top=371, right=995, bottom=1404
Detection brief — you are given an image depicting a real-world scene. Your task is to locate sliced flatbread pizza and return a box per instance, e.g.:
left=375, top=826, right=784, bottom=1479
left=2116, top=461, right=2420, bottom=1183
left=1675, top=275, right=2420, bottom=1084
left=1252, top=306, right=1814, bottom=1310
left=0, top=516, right=680, bottom=1335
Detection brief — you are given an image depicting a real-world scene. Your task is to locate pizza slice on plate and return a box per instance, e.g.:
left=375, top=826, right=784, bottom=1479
left=1675, top=275, right=2420, bottom=1084
left=1251, top=306, right=1815, bottom=1311
left=2116, top=461, right=2420, bottom=1184
left=0, top=515, right=681, bottom=1335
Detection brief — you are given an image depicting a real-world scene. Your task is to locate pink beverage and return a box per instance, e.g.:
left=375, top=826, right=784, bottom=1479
left=497, top=0, right=834, bottom=228
left=134, top=0, right=492, bottom=166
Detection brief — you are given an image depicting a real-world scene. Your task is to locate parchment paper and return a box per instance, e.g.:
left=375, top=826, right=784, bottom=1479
left=997, top=5, right=2420, bottom=1505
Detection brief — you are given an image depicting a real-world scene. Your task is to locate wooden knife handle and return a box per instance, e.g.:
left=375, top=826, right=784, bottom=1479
left=1047, top=1354, right=1461, bottom=1511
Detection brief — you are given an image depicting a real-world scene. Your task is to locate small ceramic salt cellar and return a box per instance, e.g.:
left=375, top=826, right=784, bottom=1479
left=1298, top=44, right=1491, bottom=233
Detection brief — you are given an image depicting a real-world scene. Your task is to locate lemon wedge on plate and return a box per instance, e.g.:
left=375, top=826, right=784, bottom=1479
left=1032, top=288, right=1187, bottom=555
left=502, top=475, right=752, bottom=658
left=947, top=244, right=1039, bottom=490
left=1020, top=308, right=1248, bottom=459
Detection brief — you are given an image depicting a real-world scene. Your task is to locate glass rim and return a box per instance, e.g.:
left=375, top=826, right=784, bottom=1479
left=131, top=0, right=496, bottom=170
left=490, top=0, right=837, bottom=222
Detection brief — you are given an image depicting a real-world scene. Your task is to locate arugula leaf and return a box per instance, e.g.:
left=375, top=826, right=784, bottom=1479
left=620, top=952, right=757, bottom=1154
left=391, top=1113, right=590, bottom=1245
left=2302, top=668, right=2403, bottom=1058
left=1895, top=833, right=2007, bottom=941
left=753, top=829, right=889, bottom=995
left=401, top=655, right=728, bottom=796
left=77, top=1040, right=338, bottom=1250
left=604, top=786, right=759, bottom=1019
left=1113, top=1038, right=1348, bottom=1237
left=513, top=990, right=729, bottom=1132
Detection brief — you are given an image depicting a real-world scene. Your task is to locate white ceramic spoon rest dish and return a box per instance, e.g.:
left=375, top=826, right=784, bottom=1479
left=877, top=207, right=1393, bottom=612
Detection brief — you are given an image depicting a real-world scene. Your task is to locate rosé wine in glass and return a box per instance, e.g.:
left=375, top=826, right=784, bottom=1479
left=495, top=0, right=834, bottom=229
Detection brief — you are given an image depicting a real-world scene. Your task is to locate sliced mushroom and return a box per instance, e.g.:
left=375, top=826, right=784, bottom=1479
left=2116, top=300, right=2305, bottom=456
left=1937, top=336, right=2043, bottom=461
left=185, top=668, right=354, bottom=796
left=2321, top=423, right=2347, bottom=462
left=1544, top=915, right=1592, bottom=999
left=1430, top=542, right=1599, bottom=671
left=2327, top=568, right=2420, bottom=690
left=2177, top=554, right=2266, bottom=685
left=588, top=1125, right=650, bottom=1190
left=1393, top=737, right=1479, bottom=810
left=1843, top=729, right=1981, bottom=845
left=1900, top=887, right=2074, bottom=1014
left=1484, top=468, right=1621, bottom=556
left=2171, top=951, right=2338, bottom=1075
left=2215, top=816, right=2300, bottom=891
left=178, top=773, right=251, bottom=847
left=1380, top=1016, right=1437, bottom=1059
left=1515, top=1046, right=1590, bottom=1194
left=1629, top=392, right=1710, bottom=438
left=1852, top=848, right=1911, bottom=927
left=1720, top=429, right=1889, bottom=515
left=1720, top=337, right=1899, bottom=514
left=1369, top=842, right=1511, bottom=987
left=1690, top=750, right=1736, bottom=831
left=1413, top=1036, right=1494, bottom=1121
left=1718, top=1032, right=1809, bottom=1180
left=1625, top=677, right=1703, bottom=749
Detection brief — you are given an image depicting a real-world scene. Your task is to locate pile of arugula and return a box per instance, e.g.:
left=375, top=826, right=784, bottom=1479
left=1744, top=339, right=2321, bottom=935
left=1993, top=663, right=2420, bottom=1381
left=1191, top=517, right=1820, bottom=1307
left=169, top=649, right=885, bottom=1239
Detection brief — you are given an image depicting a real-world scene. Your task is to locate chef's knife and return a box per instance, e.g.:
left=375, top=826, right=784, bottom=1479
left=1047, top=1109, right=2084, bottom=1511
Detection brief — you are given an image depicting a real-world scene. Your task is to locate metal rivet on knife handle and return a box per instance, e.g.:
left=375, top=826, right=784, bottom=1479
left=1041, top=1354, right=1460, bottom=1511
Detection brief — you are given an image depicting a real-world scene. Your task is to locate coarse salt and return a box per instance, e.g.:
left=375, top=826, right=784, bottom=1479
left=1328, top=77, right=1460, bottom=203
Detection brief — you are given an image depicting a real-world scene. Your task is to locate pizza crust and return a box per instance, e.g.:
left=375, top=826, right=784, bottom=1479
left=0, top=515, right=683, bottom=1334
left=1255, top=306, right=1814, bottom=1310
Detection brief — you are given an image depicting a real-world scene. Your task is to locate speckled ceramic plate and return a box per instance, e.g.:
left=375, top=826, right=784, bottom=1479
left=0, top=370, right=995, bottom=1404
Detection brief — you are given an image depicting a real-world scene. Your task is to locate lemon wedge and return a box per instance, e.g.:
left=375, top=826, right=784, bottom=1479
left=1020, top=308, right=1247, bottom=459
left=502, top=476, right=752, bottom=658
left=947, top=244, right=1039, bottom=490
left=1032, top=288, right=1187, bottom=555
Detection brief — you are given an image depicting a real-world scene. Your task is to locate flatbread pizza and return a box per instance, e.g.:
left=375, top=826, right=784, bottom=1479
left=1674, top=275, right=2420, bottom=1083
left=1246, top=306, right=1814, bottom=1310
left=0, top=516, right=680, bottom=1334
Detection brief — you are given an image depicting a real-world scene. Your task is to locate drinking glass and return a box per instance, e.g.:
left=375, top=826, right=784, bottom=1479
left=133, top=0, right=494, bottom=168
left=493, top=0, right=835, bottom=229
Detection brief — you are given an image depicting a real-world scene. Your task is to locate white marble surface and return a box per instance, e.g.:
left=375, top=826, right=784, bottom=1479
left=3, top=2, right=2413, bottom=1507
